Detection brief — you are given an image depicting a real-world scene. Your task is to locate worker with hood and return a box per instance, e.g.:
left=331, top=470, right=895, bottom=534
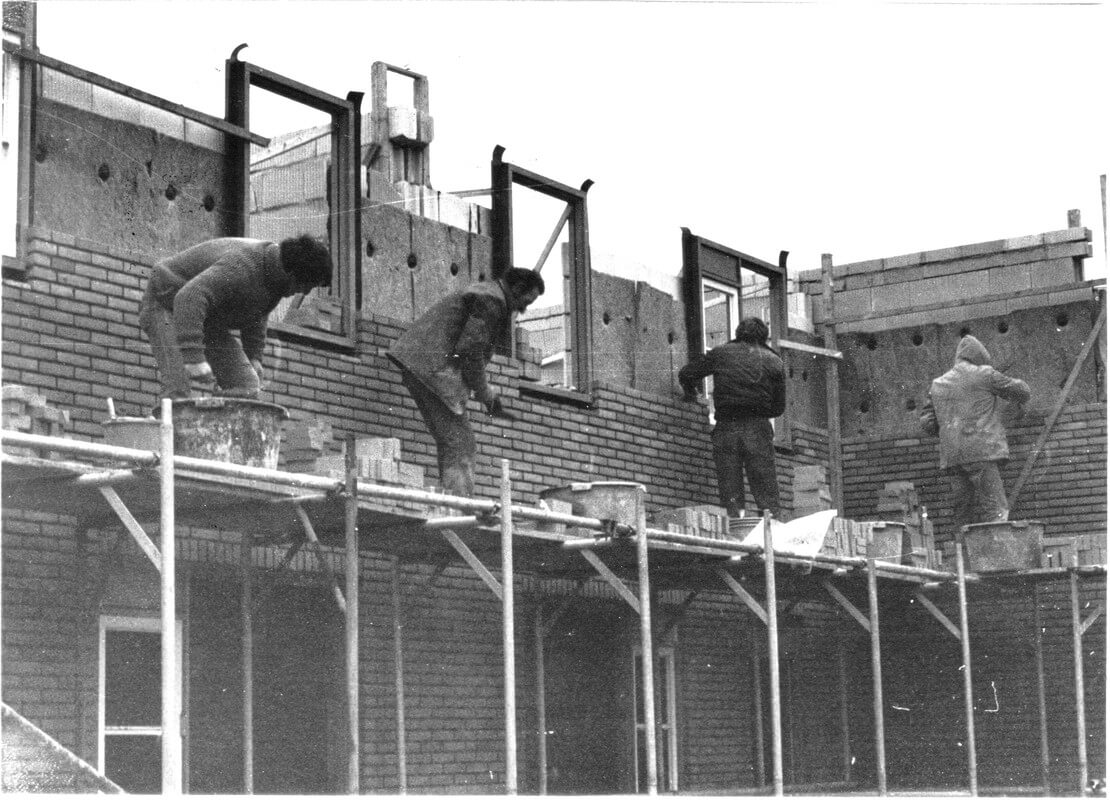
left=679, top=316, right=786, bottom=519
left=920, top=334, right=1030, bottom=531
left=388, top=266, right=544, bottom=498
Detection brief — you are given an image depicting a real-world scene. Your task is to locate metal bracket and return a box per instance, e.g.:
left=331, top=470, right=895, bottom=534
left=822, top=579, right=870, bottom=632
left=579, top=550, right=639, bottom=613
left=441, top=529, right=502, bottom=600
left=1080, top=603, right=1104, bottom=637
left=913, top=590, right=960, bottom=640
left=98, top=486, right=160, bottom=571
left=718, top=569, right=768, bottom=626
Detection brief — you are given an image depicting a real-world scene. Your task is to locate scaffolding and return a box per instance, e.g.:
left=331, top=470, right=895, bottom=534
left=0, top=405, right=1104, bottom=797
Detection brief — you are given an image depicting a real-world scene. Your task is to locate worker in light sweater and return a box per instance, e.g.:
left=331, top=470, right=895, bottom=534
left=920, top=335, right=1030, bottom=531
left=139, top=235, right=332, bottom=399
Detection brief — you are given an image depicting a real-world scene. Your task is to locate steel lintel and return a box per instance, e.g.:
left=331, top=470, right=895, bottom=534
left=441, top=529, right=502, bottom=600
left=821, top=579, right=870, bottom=632
left=914, top=590, right=961, bottom=639
left=718, top=569, right=768, bottom=625
left=579, top=550, right=640, bottom=613
left=98, top=486, right=160, bottom=570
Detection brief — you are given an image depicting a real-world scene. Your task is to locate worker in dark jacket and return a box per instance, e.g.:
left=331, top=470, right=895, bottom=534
left=389, top=267, right=544, bottom=497
left=679, top=317, right=786, bottom=518
left=920, top=335, right=1030, bottom=531
left=139, top=235, right=332, bottom=399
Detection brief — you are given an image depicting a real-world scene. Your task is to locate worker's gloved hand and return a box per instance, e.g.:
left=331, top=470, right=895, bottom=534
left=485, top=394, right=505, bottom=417
left=186, top=361, right=215, bottom=394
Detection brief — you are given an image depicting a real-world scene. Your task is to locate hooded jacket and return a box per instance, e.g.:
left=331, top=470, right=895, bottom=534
left=147, top=238, right=290, bottom=366
left=920, top=335, right=1030, bottom=468
left=679, top=338, right=786, bottom=419
left=388, top=280, right=510, bottom=415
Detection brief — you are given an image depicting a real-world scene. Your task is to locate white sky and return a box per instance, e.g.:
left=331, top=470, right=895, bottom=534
left=36, top=1, right=1109, bottom=295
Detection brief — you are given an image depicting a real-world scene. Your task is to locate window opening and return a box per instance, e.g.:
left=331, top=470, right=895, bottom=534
left=491, top=147, right=593, bottom=392
left=226, top=55, right=360, bottom=343
left=632, top=647, right=678, bottom=793
left=1, top=30, right=22, bottom=262
left=98, top=616, right=183, bottom=794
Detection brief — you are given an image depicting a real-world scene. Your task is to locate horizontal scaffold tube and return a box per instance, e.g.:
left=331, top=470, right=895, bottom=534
left=2, top=430, right=160, bottom=465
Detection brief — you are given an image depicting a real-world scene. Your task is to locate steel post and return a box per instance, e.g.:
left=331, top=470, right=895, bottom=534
left=160, top=398, right=181, bottom=794
left=535, top=606, right=548, bottom=795
left=867, top=559, right=886, bottom=796
left=636, top=489, right=658, bottom=795
left=1070, top=571, right=1089, bottom=796
left=763, top=510, right=784, bottom=796
left=391, top=557, right=407, bottom=793
left=956, top=539, right=978, bottom=796
left=1033, top=586, right=1050, bottom=796
left=241, top=530, right=254, bottom=793
left=345, top=441, right=360, bottom=793
left=501, top=460, right=518, bottom=793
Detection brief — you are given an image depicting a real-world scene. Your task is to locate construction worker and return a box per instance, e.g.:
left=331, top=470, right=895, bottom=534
left=139, top=235, right=332, bottom=399
left=679, top=317, right=786, bottom=519
left=388, top=267, right=545, bottom=498
left=920, top=334, right=1030, bottom=531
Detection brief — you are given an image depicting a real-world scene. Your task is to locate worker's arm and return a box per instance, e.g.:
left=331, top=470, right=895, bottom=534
left=239, top=317, right=268, bottom=367
left=453, top=293, right=506, bottom=407
left=678, top=353, right=713, bottom=400
left=989, top=369, right=1031, bottom=405
left=919, top=396, right=939, bottom=436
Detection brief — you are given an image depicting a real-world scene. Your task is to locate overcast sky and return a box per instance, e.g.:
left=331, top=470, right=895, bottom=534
left=36, top=1, right=1109, bottom=294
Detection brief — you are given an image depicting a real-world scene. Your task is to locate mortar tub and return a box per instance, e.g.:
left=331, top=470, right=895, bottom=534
left=862, top=521, right=908, bottom=564
left=101, top=417, right=161, bottom=451
left=539, top=480, right=647, bottom=535
left=962, top=520, right=1044, bottom=572
left=159, top=398, right=289, bottom=469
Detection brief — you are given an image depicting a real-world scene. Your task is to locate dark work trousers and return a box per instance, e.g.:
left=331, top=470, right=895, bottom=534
left=138, top=285, right=260, bottom=399
left=950, top=460, right=1009, bottom=532
left=711, top=416, right=781, bottom=518
left=400, top=368, right=476, bottom=498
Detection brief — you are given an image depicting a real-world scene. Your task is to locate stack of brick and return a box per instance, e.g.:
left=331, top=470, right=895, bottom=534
left=316, top=436, right=427, bottom=490
left=514, top=327, right=543, bottom=382
left=2, top=385, right=69, bottom=457
left=651, top=504, right=730, bottom=540
left=820, top=517, right=857, bottom=558
left=793, top=464, right=832, bottom=517
left=1041, top=533, right=1106, bottom=568
left=279, top=418, right=335, bottom=473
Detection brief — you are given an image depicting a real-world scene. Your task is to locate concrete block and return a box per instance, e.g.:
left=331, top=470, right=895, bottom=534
left=138, top=104, right=185, bottom=141
left=870, top=281, right=916, bottom=313
left=90, top=85, right=141, bottom=125
left=367, top=170, right=404, bottom=208
left=1043, top=227, right=1091, bottom=245
left=388, top=106, right=419, bottom=143
left=41, top=69, right=93, bottom=111
left=354, top=437, right=401, bottom=461
left=1003, top=233, right=1045, bottom=251
left=1031, top=257, right=1081, bottom=288
left=438, top=192, right=472, bottom=232
left=988, top=263, right=1032, bottom=294
left=882, top=252, right=923, bottom=270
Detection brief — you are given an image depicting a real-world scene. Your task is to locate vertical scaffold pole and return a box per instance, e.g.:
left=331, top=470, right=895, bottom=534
left=241, top=530, right=254, bottom=793
left=838, top=642, right=852, bottom=782
left=1070, top=571, right=1089, bottom=796
left=160, top=398, right=181, bottom=794
left=501, top=459, right=518, bottom=794
left=636, top=488, right=658, bottom=795
left=866, top=557, right=886, bottom=796
left=535, top=606, right=548, bottom=794
left=956, top=537, right=978, bottom=796
left=1033, top=585, right=1050, bottom=796
left=391, top=557, right=408, bottom=793
left=750, top=629, right=766, bottom=787
left=763, top=510, right=783, bottom=797
left=345, top=439, right=360, bottom=793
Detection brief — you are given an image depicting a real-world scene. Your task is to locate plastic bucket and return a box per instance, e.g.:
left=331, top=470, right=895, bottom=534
left=163, top=398, right=288, bottom=469
left=962, top=520, right=1044, bottom=572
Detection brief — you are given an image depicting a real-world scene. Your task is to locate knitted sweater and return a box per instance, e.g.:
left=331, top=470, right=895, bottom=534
left=147, top=238, right=289, bottom=365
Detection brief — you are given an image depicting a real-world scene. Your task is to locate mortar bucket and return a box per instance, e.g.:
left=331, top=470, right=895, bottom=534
left=962, top=520, right=1044, bottom=572
left=163, top=398, right=288, bottom=469
left=101, top=417, right=161, bottom=451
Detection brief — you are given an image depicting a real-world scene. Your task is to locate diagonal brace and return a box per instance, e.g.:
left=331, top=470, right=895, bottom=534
left=98, top=486, right=160, bottom=571
left=822, top=579, right=870, bottom=632
left=294, top=505, right=346, bottom=614
left=441, top=529, right=502, bottom=600
left=914, top=590, right=960, bottom=640
left=579, top=550, right=640, bottom=613
left=1080, top=603, right=1103, bottom=637
left=718, top=569, right=768, bottom=625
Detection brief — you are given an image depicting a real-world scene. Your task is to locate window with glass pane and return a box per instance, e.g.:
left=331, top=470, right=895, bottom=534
left=102, top=627, right=162, bottom=793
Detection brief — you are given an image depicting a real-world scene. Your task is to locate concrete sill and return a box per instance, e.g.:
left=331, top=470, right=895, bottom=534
left=516, top=381, right=593, bottom=409
left=269, top=322, right=356, bottom=353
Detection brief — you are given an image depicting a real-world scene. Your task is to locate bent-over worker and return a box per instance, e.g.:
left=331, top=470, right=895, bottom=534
left=388, top=267, right=544, bottom=497
left=920, top=334, right=1030, bottom=531
left=679, top=317, right=786, bottom=519
left=139, top=235, right=332, bottom=399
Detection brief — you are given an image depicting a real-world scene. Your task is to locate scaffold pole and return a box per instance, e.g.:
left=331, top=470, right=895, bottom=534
left=637, top=488, right=659, bottom=795
left=160, top=398, right=181, bottom=794
left=867, top=557, right=886, bottom=796
left=501, top=459, right=518, bottom=794
left=763, top=510, right=784, bottom=796
left=956, top=537, right=978, bottom=796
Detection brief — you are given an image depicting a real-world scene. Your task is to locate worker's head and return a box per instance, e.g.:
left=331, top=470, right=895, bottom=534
left=280, top=235, right=333, bottom=295
left=955, top=335, right=991, bottom=366
left=502, top=267, right=545, bottom=312
left=734, top=317, right=769, bottom=344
